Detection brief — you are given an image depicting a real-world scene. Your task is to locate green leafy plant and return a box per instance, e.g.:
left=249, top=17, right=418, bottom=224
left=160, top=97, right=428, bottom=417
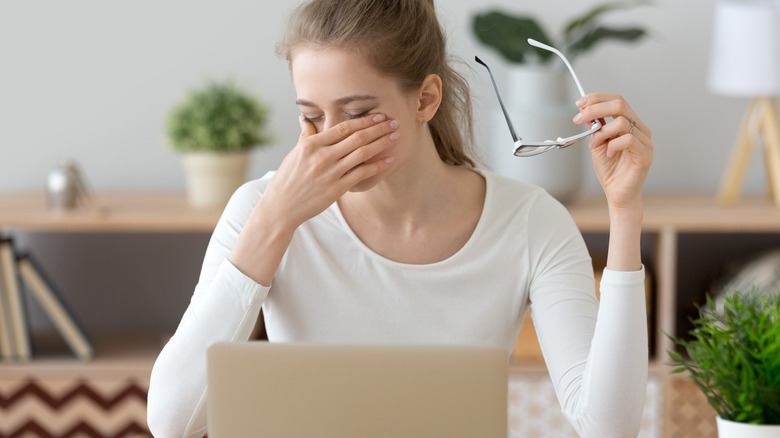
left=167, top=79, right=271, bottom=152
left=472, top=1, right=648, bottom=65
left=668, top=291, right=780, bottom=425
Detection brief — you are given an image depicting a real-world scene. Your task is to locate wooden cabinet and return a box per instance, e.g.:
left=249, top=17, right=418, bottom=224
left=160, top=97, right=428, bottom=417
left=1, top=192, right=779, bottom=437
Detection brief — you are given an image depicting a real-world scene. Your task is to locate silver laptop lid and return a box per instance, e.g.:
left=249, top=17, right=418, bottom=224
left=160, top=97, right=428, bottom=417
left=207, top=342, right=508, bottom=438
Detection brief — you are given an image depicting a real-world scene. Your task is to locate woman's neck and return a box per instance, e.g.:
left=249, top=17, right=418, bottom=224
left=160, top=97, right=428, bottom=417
left=339, top=139, right=482, bottom=235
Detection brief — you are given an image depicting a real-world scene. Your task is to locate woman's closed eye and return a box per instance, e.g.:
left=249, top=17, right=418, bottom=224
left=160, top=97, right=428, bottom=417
left=347, top=110, right=372, bottom=120
left=302, top=110, right=373, bottom=124
left=302, top=114, right=324, bottom=123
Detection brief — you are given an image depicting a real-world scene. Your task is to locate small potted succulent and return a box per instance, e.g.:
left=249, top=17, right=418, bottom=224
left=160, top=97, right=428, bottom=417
left=167, top=79, right=271, bottom=209
left=668, top=291, right=780, bottom=437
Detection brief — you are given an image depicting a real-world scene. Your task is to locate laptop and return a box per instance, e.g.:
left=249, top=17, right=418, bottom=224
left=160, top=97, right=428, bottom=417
left=207, top=342, right=508, bottom=438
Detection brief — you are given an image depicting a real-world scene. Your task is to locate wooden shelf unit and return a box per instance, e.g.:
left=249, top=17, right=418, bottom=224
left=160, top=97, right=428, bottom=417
left=568, top=194, right=780, bottom=368
left=3, top=192, right=780, bottom=367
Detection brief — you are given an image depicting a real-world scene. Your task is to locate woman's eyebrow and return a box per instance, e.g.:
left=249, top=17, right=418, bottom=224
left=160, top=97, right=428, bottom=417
left=295, top=95, right=378, bottom=107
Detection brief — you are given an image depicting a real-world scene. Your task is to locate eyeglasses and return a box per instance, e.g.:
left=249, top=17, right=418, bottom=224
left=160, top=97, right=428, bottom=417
left=476, top=38, right=602, bottom=157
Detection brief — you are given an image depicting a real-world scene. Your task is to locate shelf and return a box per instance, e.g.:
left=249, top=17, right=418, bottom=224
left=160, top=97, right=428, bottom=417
left=0, top=192, right=221, bottom=233
left=0, top=332, right=165, bottom=380
left=567, top=194, right=780, bottom=232
left=509, top=358, right=670, bottom=376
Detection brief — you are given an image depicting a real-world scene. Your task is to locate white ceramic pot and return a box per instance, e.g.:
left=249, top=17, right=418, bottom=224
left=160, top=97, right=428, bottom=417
left=181, top=150, right=250, bottom=210
left=717, top=416, right=780, bottom=437
left=488, top=65, right=585, bottom=204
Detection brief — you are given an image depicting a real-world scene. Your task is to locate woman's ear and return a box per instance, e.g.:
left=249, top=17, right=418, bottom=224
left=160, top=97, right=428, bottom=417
left=416, top=74, right=442, bottom=124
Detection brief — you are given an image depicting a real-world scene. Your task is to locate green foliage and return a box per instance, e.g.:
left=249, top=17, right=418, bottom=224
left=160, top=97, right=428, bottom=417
left=167, top=80, right=271, bottom=152
left=472, top=1, right=648, bottom=65
left=668, top=291, right=780, bottom=425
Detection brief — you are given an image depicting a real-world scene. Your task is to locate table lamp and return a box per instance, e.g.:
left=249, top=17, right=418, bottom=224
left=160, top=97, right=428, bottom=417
left=708, top=0, right=780, bottom=206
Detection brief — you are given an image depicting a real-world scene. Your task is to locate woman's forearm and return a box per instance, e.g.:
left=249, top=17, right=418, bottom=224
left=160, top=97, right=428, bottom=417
left=228, top=196, right=298, bottom=286
left=606, top=201, right=643, bottom=272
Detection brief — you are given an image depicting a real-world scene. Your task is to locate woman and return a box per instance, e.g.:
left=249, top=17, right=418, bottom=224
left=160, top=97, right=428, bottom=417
left=148, top=0, right=653, bottom=436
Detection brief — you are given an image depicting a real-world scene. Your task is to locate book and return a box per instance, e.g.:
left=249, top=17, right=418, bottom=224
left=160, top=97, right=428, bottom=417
left=0, top=239, right=30, bottom=361
left=0, top=255, right=13, bottom=362
left=16, top=254, right=94, bottom=361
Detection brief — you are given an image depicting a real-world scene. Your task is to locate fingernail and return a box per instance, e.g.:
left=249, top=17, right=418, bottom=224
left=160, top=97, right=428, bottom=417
left=389, top=120, right=399, bottom=129
left=573, top=113, right=583, bottom=123
left=372, top=114, right=386, bottom=123
left=576, top=97, right=587, bottom=106
left=389, top=132, right=400, bottom=141
left=383, top=156, right=395, bottom=164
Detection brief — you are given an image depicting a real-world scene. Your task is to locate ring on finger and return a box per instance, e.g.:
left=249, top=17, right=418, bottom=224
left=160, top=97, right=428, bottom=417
left=628, top=120, right=637, bottom=135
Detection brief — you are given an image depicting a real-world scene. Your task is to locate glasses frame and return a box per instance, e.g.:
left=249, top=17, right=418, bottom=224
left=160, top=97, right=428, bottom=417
left=476, top=38, right=602, bottom=157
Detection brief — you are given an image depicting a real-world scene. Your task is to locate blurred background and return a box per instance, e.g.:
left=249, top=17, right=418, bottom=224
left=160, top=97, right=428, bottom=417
left=0, top=0, right=767, bottom=332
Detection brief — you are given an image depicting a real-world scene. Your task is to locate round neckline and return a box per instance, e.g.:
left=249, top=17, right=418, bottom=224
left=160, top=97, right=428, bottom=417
left=331, top=168, right=492, bottom=270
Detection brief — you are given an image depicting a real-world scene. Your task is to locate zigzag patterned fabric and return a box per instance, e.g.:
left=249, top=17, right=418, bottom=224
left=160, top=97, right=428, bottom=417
left=0, top=378, right=150, bottom=437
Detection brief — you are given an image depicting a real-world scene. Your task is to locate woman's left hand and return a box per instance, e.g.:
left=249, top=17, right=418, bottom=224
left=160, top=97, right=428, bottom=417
left=573, top=93, right=653, bottom=210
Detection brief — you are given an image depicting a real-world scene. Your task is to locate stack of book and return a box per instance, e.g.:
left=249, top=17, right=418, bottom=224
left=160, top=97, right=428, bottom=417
left=0, top=238, right=93, bottom=362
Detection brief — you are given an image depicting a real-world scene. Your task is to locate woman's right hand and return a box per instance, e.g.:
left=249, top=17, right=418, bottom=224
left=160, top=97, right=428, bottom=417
left=228, top=113, right=399, bottom=285
left=263, top=113, right=399, bottom=229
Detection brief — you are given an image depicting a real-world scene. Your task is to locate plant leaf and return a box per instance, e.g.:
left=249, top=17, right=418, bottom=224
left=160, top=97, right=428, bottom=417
left=667, top=291, right=780, bottom=424
left=472, top=11, right=555, bottom=64
left=562, top=1, right=645, bottom=42
left=567, top=26, right=646, bottom=62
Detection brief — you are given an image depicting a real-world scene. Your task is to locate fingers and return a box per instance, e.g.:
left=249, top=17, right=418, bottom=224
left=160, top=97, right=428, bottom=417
left=295, top=112, right=400, bottom=189
left=331, top=118, right=399, bottom=160
left=299, top=115, right=318, bottom=138
left=590, top=116, right=639, bottom=146
left=590, top=116, right=653, bottom=161
left=596, top=128, right=652, bottom=161
left=310, top=113, right=389, bottom=145
left=574, top=93, right=651, bottom=140
left=340, top=155, right=395, bottom=189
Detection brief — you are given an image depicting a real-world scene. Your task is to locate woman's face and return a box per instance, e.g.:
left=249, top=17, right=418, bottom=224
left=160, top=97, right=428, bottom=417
left=291, top=47, right=420, bottom=189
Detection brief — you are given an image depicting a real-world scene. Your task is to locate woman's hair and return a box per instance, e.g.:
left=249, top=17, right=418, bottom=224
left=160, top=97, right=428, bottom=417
left=277, top=0, right=477, bottom=167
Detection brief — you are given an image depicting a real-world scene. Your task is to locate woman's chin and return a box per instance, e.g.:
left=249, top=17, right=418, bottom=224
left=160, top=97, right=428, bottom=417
left=347, top=176, right=383, bottom=193
left=346, top=157, right=396, bottom=193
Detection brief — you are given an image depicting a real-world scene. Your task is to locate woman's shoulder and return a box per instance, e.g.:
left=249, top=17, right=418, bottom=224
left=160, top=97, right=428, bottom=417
left=217, top=171, right=276, bottom=224
left=225, top=171, right=275, bottom=205
left=478, top=168, right=553, bottom=208
left=477, top=168, right=574, bottom=227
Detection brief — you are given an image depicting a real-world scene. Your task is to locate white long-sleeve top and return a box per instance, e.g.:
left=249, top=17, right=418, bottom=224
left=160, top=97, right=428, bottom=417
left=147, top=169, right=648, bottom=438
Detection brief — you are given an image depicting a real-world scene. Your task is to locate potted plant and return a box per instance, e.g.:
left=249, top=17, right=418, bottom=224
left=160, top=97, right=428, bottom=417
left=668, top=291, right=780, bottom=437
left=471, top=2, right=648, bottom=202
left=167, top=79, right=271, bottom=209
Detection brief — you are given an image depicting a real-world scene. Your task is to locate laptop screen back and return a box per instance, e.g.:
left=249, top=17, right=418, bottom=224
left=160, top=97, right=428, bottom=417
left=207, top=342, right=508, bottom=438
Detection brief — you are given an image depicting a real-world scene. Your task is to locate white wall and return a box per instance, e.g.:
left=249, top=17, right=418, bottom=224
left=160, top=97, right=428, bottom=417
left=0, top=0, right=772, bottom=195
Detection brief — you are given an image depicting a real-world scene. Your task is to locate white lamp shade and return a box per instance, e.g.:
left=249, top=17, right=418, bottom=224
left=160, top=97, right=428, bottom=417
left=708, top=0, right=780, bottom=97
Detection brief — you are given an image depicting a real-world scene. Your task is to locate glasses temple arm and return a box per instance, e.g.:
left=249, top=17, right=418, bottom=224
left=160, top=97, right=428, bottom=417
left=527, top=39, right=586, bottom=97
left=474, top=56, right=519, bottom=143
